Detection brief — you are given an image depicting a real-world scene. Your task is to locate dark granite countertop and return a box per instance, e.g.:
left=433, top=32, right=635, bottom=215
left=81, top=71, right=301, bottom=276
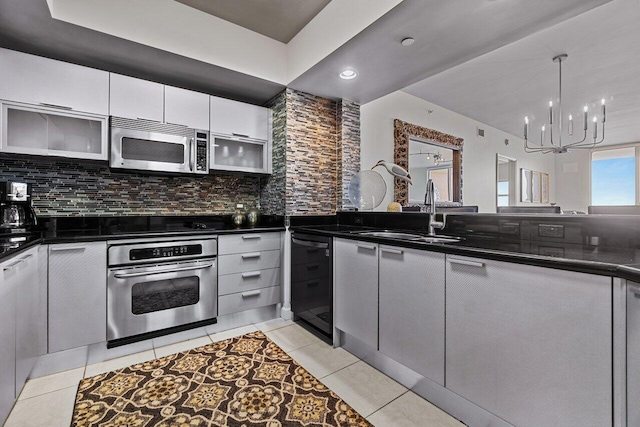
left=291, top=224, right=640, bottom=279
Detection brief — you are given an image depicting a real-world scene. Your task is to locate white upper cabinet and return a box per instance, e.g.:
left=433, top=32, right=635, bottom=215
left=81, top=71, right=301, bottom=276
left=109, top=74, right=164, bottom=122
left=0, top=48, right=109, bottom=115
left=164, top=86, right=209, bottom=130
left=210, top=96, right=270, bottom=140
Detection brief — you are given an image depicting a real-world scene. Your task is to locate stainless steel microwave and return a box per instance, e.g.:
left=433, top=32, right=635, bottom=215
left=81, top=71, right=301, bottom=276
left=110, top=116, right=209, bottom=175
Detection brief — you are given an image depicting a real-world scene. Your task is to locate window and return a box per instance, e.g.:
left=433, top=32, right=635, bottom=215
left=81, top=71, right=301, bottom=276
left=591, top=146, right=637, bottom=205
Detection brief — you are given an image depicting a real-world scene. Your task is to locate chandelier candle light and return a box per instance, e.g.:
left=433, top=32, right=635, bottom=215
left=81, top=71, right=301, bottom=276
left=523, top=54, right=606, bottom=154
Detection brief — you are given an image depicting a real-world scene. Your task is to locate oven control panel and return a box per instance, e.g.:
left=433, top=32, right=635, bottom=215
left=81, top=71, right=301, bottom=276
left=129, top=244, right=202, bottom=261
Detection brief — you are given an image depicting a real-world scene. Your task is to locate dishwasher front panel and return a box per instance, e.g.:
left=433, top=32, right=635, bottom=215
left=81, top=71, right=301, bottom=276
left=291, top=233, right=333, bottom=337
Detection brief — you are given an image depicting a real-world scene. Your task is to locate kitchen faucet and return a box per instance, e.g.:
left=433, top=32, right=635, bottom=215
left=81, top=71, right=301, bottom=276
left=425, top=179, right=445, bottom=236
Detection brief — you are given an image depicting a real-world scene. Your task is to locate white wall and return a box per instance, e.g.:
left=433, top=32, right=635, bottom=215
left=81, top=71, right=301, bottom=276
left=360, top=91, right=556, bottom=212
left=554, top=149, right=591, bottom=212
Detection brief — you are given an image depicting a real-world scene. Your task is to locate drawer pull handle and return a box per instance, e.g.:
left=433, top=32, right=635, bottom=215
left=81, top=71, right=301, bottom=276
left=242, top=290, right=261, bottom=298
left=40, top=102, right=73, bottom=110
left=242, top=253, right=261, bottom=259
left=381, top=248, right=404, bottom=255
left=242, top=271, right=262, bottom=279
left=242, top=235, right=261, bottom=240
left=50, top=246, right=86, bottom=252
left=307, top=264, right=319, bottom=270
left=356, top=244, right=376, bottom=251
left=3, top=259, right=24, bottom=272
left=232, top=132, right=250, bottom=138
left=448, top=258, right=485, bottom=268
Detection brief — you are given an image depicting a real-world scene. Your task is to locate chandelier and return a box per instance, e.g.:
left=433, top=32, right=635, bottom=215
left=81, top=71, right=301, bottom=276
left=523, top=54, right=606, bottom=154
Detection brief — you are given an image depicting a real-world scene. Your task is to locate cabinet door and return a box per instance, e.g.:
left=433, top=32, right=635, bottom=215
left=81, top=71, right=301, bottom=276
left=334, top=239, right=378, bottom=349
left=1, top=101, right=108, bottom=160
left=164, top=86, right=209, bottom=130
left=627, top=281, right=640, bottom=426
left=15, top=247, right=41, bottom=396
left=210, top=135, right=269, bottom=174
left=0, top=255, right=18, bottom=423
left=0, top=48, right=109, bottom=115
left=210, top=96, right=270, bottom=140
left=109, top=74, right=164, bottom=122
left=49, top=242, right=107, bottom=353
left=379, top=246, right=444, bottom=385
left=446, top=255, right=612, bottom=427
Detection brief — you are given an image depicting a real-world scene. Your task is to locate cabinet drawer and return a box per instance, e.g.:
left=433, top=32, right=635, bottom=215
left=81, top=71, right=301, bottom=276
left=218, top=286, right=280, bottom=316
left=219, top=268, right=280, bottom=296
left=218, top=250, right=280, bottom=275
left=219, top=233, right=280, bottom=255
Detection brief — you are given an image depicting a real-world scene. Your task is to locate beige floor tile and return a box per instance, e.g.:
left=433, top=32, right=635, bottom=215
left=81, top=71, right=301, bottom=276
left=367, top=391, right=466, bottom=426
left=154, top=336, right=212, bottom=358
left=6, top=386, right=78, bottom=427
left=254, top=318, right=294, bottom=332
left=210, top=324, right=258, bottom=342
left=263, top=323, right=321, bottom=352
left=18, top=367, right=84, bottom=400
left=84, top=350, right=156, bottom=378
left=289, top=341, right=359, bottom=378
left=322, top=361, right=407, bottom=418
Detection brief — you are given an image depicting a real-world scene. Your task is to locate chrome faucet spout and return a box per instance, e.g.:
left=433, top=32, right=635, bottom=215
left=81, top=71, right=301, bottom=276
left=425, top=179, right=445, bottom=236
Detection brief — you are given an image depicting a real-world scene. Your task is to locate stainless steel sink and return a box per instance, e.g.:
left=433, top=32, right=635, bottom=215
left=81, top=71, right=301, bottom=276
left=353, top=230, right=461, bottom=243
left=355, top=231, right=424, bottom=240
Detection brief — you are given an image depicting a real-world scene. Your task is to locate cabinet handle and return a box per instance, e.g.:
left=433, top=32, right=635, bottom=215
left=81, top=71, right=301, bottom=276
left=242, top=271, right=262, bottom=279
left=3, top=259, right=24, bottom=272
left=189, top=138, right=194, bottom=171
left=232, top=132, right=250, bottom=138
left=292, top=238, right=328, bottom=249
left=356, top=244, right=376, bottom=251
left=242, top=252, right=261, bottom=259
left=20, top=253, right=34, bottom=261
left=50, top=246, right=86, bottom=252
left=39, top=102, right=72, bottom=110
left=242, top=290, right=261, bottom=298
left=448, top=258, right=485, bottom=268
left=380, top=248, right=404, bottom=255
left=242, top=235, right=261, bottom=240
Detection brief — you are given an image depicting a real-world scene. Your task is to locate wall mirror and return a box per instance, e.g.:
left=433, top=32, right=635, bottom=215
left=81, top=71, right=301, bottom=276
left=409, top=140, right=455, bottom=204
left=496, top=155, right=517, bottom=208
left=393, top=119, right=463, bottom=206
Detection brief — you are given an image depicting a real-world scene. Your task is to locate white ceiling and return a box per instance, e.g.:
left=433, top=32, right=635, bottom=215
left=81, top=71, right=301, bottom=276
left=174, top=0, right=331, bottom=43
left=404, top=0, right=640, bottom=146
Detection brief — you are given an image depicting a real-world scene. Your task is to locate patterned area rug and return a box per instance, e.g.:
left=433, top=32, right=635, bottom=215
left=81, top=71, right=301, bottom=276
left=71, top=331, right=372, bottom=426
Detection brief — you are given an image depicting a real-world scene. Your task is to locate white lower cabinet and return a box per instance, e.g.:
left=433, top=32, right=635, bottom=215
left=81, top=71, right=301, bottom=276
left=0, top=246, right=42, bottom=424
left=445, top=255, right=612, bottom=427
left=378, top=245, right=445, bottom=385
left=48, top=242, right=107, bottom=353
left=334, top=239, right=379, bottom=349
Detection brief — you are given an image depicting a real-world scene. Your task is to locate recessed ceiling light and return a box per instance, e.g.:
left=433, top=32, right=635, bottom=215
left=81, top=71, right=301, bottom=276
left=401, top=37, right=415, bottom=46
left=339, top=69, right=357, bottom=80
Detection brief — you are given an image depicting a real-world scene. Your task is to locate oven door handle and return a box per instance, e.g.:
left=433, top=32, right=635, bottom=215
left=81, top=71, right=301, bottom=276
left=113, top=263, right=214, bottom=279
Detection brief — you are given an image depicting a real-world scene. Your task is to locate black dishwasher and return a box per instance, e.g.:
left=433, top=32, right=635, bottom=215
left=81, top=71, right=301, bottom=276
left=291, top=232, right=333, bottom=338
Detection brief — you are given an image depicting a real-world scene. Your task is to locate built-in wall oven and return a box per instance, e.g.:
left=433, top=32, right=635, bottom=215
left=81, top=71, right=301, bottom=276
left=110, top=116, right=209, bottom=175
left=107, top=237, right=217, bottom=346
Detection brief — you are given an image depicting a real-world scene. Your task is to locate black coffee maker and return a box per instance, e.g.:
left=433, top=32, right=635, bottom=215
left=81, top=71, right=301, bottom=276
left=0, top=181, right=38, bottom=234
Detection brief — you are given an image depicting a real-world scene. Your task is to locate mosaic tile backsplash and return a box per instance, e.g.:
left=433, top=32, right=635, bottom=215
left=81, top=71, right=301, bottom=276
left=0, top=155, right=260, bottom=216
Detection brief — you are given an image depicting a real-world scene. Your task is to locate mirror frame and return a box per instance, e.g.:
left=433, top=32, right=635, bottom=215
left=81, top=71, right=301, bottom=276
left=393, top=119, right=464, bottom=205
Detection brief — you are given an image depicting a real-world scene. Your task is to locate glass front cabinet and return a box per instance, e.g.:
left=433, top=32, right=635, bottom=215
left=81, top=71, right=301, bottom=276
left=210, top=133, right=271, bottom=174
left=0, top=101, right=108, bottom=161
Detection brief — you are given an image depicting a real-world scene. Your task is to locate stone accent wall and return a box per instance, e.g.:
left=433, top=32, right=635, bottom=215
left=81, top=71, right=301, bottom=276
left=260, top=91, right=287, bottom=216
left=285, top=90, right=337, bottom=215
left=0, top=155, right=260, bottom=216
left=337, top=99, right=361, bottom=210
left=260, top=89, right=359, bottom=216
